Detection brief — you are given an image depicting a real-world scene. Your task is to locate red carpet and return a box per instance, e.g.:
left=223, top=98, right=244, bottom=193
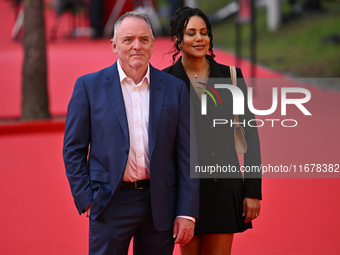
left=1, top=1, right=340, bottom=254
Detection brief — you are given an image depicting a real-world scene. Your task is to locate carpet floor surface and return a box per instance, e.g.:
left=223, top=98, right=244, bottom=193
left=1, top=1, right=340, bottom=254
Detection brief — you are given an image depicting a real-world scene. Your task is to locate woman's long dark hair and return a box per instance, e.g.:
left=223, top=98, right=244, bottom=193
left=169, top=6, right=215, bottom=63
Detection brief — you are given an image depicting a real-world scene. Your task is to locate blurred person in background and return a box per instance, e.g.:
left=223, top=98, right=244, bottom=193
left=89, top=0, right=105, bottom=38
left=168, top=0, right=184, bottom=15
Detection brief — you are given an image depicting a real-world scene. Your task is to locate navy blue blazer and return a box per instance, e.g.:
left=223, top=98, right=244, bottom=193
left=63, top=62, right=199, bottom=231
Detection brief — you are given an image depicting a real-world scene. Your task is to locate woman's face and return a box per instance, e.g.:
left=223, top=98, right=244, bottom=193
left=180, top=16, right=210, bottom=59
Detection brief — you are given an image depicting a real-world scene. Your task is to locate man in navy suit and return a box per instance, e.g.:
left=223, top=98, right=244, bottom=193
left=63, top=11, right=199, bottom=255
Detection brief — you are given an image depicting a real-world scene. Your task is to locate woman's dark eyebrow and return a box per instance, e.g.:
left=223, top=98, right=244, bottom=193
left=186, top=28, right=207, bottom=31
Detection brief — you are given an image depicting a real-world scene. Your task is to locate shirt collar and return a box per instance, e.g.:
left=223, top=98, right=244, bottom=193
left=117, top=60, right=150, bottom=85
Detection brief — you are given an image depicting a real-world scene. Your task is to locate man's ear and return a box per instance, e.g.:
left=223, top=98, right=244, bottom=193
left=110, top=39, right=117, bottom=54
left=150, top=38, right=155, bottom=54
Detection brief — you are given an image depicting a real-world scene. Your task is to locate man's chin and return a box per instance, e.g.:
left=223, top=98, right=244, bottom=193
left=130, top=61, right=148, bottom=69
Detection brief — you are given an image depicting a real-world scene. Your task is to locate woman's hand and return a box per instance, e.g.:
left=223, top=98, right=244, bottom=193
left=243, top=198, right=261, bottom=223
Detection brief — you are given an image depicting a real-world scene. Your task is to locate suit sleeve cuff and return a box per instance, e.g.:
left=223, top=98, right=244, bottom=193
left=176, top=215, right=196, bottom=223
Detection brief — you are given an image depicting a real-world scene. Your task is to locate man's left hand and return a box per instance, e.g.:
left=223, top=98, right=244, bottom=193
left=173, top=218, right=195, bottom=246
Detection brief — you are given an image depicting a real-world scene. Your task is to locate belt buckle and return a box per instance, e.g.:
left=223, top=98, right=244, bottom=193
left=135, top=181, right=144, bottom=190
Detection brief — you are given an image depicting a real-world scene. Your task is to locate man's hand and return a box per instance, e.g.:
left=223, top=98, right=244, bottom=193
left=243, top=198, right=261, bottom=223
left=85, top=204, right=91, bottom=217
left=173, top=217, right=195, bottom=246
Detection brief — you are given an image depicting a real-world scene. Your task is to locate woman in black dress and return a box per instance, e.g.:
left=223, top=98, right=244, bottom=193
left=163, top=7, right=262, bottom=255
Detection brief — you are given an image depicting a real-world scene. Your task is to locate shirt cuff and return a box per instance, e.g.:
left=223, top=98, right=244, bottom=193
left=176, top=215, right=196, bottom=223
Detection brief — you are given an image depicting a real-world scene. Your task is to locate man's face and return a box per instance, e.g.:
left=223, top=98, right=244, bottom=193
left=111, top=17, right=154, bottom=72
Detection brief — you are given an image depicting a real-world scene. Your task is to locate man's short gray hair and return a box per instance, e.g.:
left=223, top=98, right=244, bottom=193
left=113, top=11, right=154, bottom=42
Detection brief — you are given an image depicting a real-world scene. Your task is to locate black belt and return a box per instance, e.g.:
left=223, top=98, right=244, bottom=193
left=121, top=179, right=150, bottom=190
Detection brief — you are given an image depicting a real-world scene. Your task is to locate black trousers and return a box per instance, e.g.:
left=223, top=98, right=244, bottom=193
left=89, top=0, right=105, bottom=38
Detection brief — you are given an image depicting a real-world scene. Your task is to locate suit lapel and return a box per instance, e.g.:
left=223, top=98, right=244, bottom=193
left=148, top=65, right=165, bottom=158
left=104, top=63, right=129, bottom=141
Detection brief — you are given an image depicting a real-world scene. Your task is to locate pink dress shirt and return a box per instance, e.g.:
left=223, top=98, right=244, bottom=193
left=117, top=60, right=150, bottom=182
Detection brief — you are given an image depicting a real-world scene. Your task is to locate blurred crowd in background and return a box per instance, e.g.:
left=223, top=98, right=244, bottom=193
left=7, top=0, right=332, bottom=39
left=4, top=0, right=340, bottom=80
